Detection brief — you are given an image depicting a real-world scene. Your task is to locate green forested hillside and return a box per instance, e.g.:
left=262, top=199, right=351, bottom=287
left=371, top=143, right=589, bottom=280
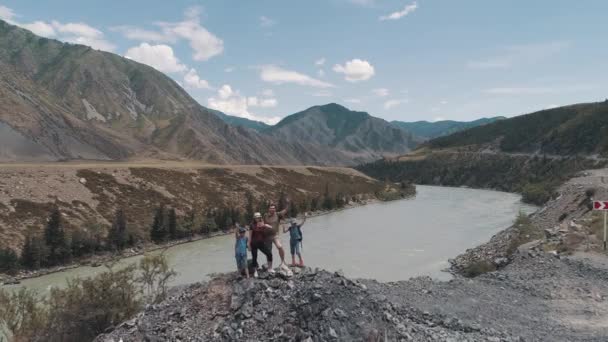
left=428, top=101, right=608, bottom=155
left=391, top=117, right=504, bottom=139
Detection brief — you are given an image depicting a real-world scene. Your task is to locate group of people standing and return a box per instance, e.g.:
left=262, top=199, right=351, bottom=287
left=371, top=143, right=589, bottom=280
left=235, top=203, right=306, bottom=278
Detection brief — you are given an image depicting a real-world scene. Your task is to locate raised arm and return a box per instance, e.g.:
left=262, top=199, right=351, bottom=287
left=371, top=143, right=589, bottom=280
left=299, top=214, right=307, bottom=227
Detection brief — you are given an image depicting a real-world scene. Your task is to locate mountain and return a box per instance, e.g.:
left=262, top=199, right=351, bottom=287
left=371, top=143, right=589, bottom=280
left=427, top=101, right=608, bottom=155
left=212, top=110, right=270, bottom=131
left=0, top=20, right=395, bottom=165
left=391, top=117, right=505, bottom=140
left=265, top=103, right=421, bottom=163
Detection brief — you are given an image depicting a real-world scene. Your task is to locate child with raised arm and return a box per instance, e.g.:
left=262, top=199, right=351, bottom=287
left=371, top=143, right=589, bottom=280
left=283, top=214, right=306, bottom=267
left=235, top=224, right=249, bottom=278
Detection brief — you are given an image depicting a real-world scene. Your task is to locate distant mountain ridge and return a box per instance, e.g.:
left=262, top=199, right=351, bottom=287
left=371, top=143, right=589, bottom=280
left=391, top=117, right=505, bottom=139
left=212, top=110, right=271, bottom=131
left=0, top=19, right=414, bottom=165
left=265, top=103, right=421, bottom=162
left=427, top=101, right=608, bottom=156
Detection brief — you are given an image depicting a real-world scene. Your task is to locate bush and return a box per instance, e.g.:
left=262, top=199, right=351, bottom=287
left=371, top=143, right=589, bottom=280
left=462, top=260, right=496, bottom=278
left=0, top=254, right=176, bottom=342
left=521, top=183, right=554, bottom=206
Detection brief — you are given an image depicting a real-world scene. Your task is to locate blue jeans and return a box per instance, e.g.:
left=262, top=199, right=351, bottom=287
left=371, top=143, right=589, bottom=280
left=235, top=254, right=247, bottom=271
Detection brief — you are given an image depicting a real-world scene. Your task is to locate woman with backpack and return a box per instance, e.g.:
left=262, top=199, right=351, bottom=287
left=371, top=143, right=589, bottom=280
left=283, top=214, right=306, bottom=267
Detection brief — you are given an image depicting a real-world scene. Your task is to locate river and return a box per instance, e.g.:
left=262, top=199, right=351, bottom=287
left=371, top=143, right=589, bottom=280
left=6, top=185, right=536, bottom=295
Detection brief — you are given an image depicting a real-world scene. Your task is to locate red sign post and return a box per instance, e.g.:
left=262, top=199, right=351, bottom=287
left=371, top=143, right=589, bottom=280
left=593, top=201, right=608, bottom=250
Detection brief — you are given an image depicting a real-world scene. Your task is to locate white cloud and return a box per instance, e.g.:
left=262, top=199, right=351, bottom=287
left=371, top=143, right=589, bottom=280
left=348, top=0, right=376, bottom=6
left=260, top=65, right=334, bottom=88
left=160, top=8, right=223, bottom=61
left=312, top=91, right=332, bottom=97
left=248, top=97, right=278, bottom=108
left=484, top=87, right=555, bottom=95
left=344, top=98, right=361, bottom=104
left=2, top=5, right=115, bottom=52
left=208, top=84, right=281, bottom=124
left=21, top=21, right=56, bottom=37
left=315, top=58, right=326, bottom=66
left=0, top=5, right=17, bottom=23
left=440, top=99, right=448, bottom=105
left=373, top=88, right=389, bottom=97
left=224, top=67, right=235, bottom=73
left=110, top=25, right=173, bottom=43
left=261, top=89, right=275, bottom=97
left=116, top=6, right=223, bottom=61
left=259, top=16, right=276, bottom=28
left=384, top=99, right=407, bottom=109
left=125, top=43, right=187, bottom=73
left=432, top=117, right=445, bottom=122
left=318, top=69, right=325, bottom=77
left=468, top=41, right=570, bottom=69
left=333, top=59, right=375, bottom=82
left=379, top=1, right=418, bottom=21
left=184, top=68, right=212, bottom=89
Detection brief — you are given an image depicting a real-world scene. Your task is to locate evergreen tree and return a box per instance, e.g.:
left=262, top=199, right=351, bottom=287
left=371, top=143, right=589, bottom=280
left=21, top=235, right=46, bottom=269
left=311, top=197, right=320, bottom=212
left=278, top=190, right=288, bottom=212
left=108, top=209, right=128, bottom=251
left=168, top=208, right=178, bottom=240
left=245, top=191, right=255, bottom=223
left=150, top=205, right=168, bottom=244
left=44, top=208, right=71, bottom=265
left=0, top=247, right=19, bottom=275
left=289, top=202, right=298, bottom=218
left=322, top=183, right=334, bottom=210
left=202, top=209, right=218, bottom=235
left=183, top=210, right=196, bottom=240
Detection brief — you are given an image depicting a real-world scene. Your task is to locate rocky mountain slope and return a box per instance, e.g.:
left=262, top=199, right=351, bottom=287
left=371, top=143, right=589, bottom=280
left=392, top=117, right=504, bottom=140
left=0, top=20, right=416, bottom=165
left=0, top=163, right=385, bottom=250
left=266, top=103, right=421, bottom=163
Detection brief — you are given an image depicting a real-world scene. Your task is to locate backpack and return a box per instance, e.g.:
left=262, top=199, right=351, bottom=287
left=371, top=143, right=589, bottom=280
left=297, top=225, right=303, bottom=242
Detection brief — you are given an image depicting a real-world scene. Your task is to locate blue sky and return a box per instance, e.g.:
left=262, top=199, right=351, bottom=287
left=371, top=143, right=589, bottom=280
left=1, top=0, right=607, bottom=124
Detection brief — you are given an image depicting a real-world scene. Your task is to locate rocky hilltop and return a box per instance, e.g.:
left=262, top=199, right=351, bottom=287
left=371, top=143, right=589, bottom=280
left=96, top=251, right=608, bottom=341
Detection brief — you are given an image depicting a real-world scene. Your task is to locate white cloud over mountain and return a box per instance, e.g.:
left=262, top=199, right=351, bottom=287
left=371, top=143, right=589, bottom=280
left=114, top=6, right=223, bottom=61
left=208, top=85, right=280, bottom=124
left=260, top=65, right=334, bottom=88
left=125, top=43, right=187, bottom=73
left=333, top=59, right=375, bottom=82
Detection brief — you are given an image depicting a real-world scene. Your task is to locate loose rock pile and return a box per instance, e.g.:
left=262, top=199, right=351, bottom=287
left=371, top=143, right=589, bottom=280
left=96, top=268, right=514, bottom=341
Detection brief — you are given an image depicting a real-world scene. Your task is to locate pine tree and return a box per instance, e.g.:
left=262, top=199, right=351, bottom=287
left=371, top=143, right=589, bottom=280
left=278, top=190, right=288, bottom=212
left=289, top=202, right=298, bottom=218
left=245, top=191, right=255, bottom=223
left=168, top=208, right=178, bottom=240
left=322, top=183, right=334, bottom=210
left=44, top=208, right=71, bottom=265
left=150, top=205, right=168, bottom=244
left=201, top=209, right=217, bottom=235
left=108, top=209, right=128, bottom=251
left=184, top=210, right=196, bottom=240
left=0, top=247, right=19, bottom=275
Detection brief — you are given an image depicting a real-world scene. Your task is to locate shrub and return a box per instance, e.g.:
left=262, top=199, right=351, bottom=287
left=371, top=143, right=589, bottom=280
left=0, top=254, right=176, bottom=342
left=462, top=260, right=496, bottom=278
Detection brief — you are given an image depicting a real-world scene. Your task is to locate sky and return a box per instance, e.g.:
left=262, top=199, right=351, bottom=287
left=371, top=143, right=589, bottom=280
left=0, top=0, right=607, bottom=124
